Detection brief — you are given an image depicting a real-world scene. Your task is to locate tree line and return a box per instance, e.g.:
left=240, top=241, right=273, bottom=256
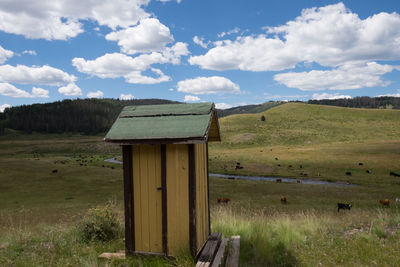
left=0, top=98, right=178, bottom=135
left=307, top=96, right=400, bottom=109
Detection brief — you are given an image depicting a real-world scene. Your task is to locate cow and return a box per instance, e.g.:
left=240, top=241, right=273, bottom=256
left=337, top=203, right=352, bottom=212
left=345, top=171, right=352, bottom=176
left=276, top=178, right=282, bottom=183
left=280, top=196, right=287, bottom=204
left=389, top=171, right=400, bottom=177
left=217, top=197, right=230, bottom=204
left=359, top=162, right=364, bottom=166
left=296, top=179, right=301, bottom=184
left=52, top=169, right=58, bottom=174
left=366, top=170, right=371, bottom=174
left=395, top=198, right=400, bottom=204
left=275, top=157, right=279, bottom=161
left=379, top=199, right=390, bottom=207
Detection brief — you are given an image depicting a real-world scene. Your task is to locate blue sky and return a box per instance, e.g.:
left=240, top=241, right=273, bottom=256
left=0, top=0, right=400, bottom=111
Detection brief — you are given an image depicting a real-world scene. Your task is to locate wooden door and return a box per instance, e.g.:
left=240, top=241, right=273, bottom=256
left=132, top=145, right=163, bottom=253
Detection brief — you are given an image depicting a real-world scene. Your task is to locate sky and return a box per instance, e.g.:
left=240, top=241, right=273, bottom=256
left=0, top=0, right=400, bottom=112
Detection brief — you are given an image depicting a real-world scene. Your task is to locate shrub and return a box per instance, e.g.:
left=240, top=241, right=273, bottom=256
left=77, top=204, right=121, bottom=242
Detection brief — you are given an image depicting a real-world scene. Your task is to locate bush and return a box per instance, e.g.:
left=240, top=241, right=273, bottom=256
left=77, top=204, right=121, bottom=242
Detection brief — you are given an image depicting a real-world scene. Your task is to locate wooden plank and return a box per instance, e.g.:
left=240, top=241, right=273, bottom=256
left=98, top=252, right=126, bottom=260
left=166, top=145, right=189, bottom=255
left=188, top=144, right=197, bottom=256
left=225, top=236, right=240, bottom=267
left=161, top=144, right=168, bottom=255
left=196, top=233, right=221, bottom=265
left=132, top=146, right=142, bottom=251
left=122, top=145, right=134, bottom=254
left=211, top=238, right=228, bottom=267
left=206, top=143, right=211, bottom=235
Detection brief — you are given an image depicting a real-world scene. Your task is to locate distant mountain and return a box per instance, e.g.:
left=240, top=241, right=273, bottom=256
left=216, top=101, right=284, bottom=118
left=308, top=96, right=400, bottom=109
left=0, top=98, right=179, bottom=135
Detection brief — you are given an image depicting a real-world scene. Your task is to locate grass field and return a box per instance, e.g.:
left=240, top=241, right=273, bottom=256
left=1, top=103, right=400, bottom=266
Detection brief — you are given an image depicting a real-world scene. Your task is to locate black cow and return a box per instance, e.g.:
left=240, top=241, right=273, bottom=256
left=337, top=203, right=352, bottom=212
left=389, top=171, right=400, bottom=177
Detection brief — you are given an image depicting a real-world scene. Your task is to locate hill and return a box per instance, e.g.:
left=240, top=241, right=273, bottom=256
left=0, top=98, right=179, bottom=135
left=216, top=101, right=284, bottom=117
left=216, top=102, right=400, bottom=147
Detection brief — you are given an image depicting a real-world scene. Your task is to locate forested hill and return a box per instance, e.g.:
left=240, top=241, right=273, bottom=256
left=216, top=101, right=284, bottom=117
left=0, top=98, right=179, bottom=135
left=308, top=96, right=400, bottom=109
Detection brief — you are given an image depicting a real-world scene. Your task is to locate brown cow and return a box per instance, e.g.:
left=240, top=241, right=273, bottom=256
left=276, top=178, right=282, bottom=183
left=217, top=197, right=230, bottom=204
left=280, top=196, right=287, bottom=204
left=379, top=199, right=390, bottom=207
left=296, top=179, right=301, bottom=184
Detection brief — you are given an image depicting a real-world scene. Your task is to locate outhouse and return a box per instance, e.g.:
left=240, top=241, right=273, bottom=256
left=104, top=102, right=221, bottom=257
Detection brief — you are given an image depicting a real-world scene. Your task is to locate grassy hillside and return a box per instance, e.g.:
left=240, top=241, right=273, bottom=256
left=216, top=102, right=400, bottom=147
left=209, top=103, right=400, bottom=184
left=216, top=101, right=283, bottom=118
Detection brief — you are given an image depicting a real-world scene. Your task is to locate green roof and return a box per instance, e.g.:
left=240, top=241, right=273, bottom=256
left=104, top=103, right=221, bottom=144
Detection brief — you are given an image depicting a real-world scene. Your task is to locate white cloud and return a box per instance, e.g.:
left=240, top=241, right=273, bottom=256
left=0, top=0, right=150, bottom=40
left=312, top=92, right=352, bottom=100
left=274, top=62, right=398, bottom=91
left=377, top=89, right=400, bottom=97
left=0, top=83, right=31, bottom=97
left=0, top=64, right=76, bottom=86
left=215, top=103, right=232, bottom=109
left=58, top=83, right=82, bottom=96
left=184, top=95, right=200, bottom=102
left=217, top=27, right=240, bottom=38
left=0, top=103, right=11, bottom=112
left=193, top=36, right=209, bottom=48
left=120, top=93, right=134, bottom=100
left=73, top=42, right=189, bottom=84
left=0, top=45, right=13, bottom=64
left=87, top=90, right=104, bottom=98
left=106, top=18, right=174, bottom=54
left=177, top=76, right=241, bottom=95
left=22, top=50, right=37, bottom=56
left=32, top=87, right=49, bottom=98
left=190, top=3, right=400, bottom=74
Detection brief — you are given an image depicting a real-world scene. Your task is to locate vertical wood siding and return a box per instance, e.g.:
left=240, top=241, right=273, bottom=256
left=166, top=144, right=190, bottom=255
left=195, top=143, right=209, bottom=251
left=132, top=145, right=163, bottom=253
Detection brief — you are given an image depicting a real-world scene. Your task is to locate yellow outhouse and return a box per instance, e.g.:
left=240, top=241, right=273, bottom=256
left=104, top=102, right=221, bottom=257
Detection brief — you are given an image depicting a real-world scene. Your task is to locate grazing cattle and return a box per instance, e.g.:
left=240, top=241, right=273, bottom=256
left=379, top=199, right=390, bottom=207
left=366, top=170, right=371, bottom=174
left=52, top=169, right=58, bottom=174
left=288, top=165, right=292, bottom=168
left=389, top=171, right=400, bottom=177
left=235, top=162, right=243, bottom=170
left=299, top=165, right=303, bottom=169
left=358, top=162, right=364, bottom=166
left=345, top=171, right=352, bottom=176
left=337, top=203, right=352, bottom=212
left=296, top=179, right=301, bottom=184
left=275, top=157, right=279, bottom=161
left=217, top=197, right=230, bottom=204
left=276, top=178, right=282, bottom=183
left=277, top=164, right=281, bottom=167
left=280, top=196, right=287, bottom=204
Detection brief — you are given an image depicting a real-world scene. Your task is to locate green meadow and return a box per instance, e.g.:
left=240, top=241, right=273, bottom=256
left=1, top=103, right=400, bottom=266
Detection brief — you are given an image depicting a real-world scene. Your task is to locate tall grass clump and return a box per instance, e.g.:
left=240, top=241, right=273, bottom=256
left=211, top=206, right=324, bottom=266
left=77, top=202, right=122, bottom=243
